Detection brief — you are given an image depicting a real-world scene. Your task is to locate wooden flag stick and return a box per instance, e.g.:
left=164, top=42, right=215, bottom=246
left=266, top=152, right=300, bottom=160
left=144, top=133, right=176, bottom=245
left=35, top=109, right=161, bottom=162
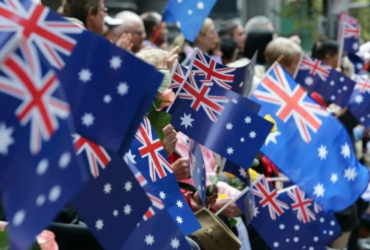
left=276, top=55, right=284, bottom=63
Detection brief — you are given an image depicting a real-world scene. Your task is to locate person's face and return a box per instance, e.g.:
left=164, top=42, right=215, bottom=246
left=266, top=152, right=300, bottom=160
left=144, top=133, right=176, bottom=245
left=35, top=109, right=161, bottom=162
left=233, top=25, right=246, bottom=52
left=197, top=22, right=217, bottom=52
left=157, top=22, right=168, bottom=45
left=129, top=21, right=146, bottom=53
left=87, top=0, right=106, bottom=35
left=323, top=53, right=339, bottom=68
left=283, top=53, right=301, bottom=76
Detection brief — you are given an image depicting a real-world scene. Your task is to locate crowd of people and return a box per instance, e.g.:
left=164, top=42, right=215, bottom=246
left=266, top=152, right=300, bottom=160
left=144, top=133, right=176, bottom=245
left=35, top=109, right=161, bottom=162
left=2, top=0, right=369, bottom=249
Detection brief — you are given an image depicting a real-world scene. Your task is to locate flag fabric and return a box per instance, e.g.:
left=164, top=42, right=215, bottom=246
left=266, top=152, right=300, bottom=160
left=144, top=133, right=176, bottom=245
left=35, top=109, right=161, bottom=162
left=0, top=0, right=84, bottom=70
left=57, top=31, right=164, bottom=152
left=162, top=0, right=217, bottom=43
left=190, top=49, right=257, bottom=97
left=294, top=54, right=356, bottom=107
left=348, top=53, right=365, bottom=74
left=187, top=138, right=207, bottom=205
left=348, top=73, right=370, bottom=128
left=339, top=13, right=361, bottom=54
left=279, top=186, right=342, bottom=245
left=251, top=176, right=325, bottom=249
left=127, top=116, right=201, bottom=235
left=222, top=160, right=251, bottom=184
left=251, top=62, right=369, bottom=211
left=234, top=175, right=257, bottom=225
left=168, top=70, right=272, bottom=169
left=123, top=163, right=191, bottom=250
left=72, top=134, right=151, bottom=250
left=0, top=0, right=164, bottom=152
left=0, top=45, right=87, bottom=250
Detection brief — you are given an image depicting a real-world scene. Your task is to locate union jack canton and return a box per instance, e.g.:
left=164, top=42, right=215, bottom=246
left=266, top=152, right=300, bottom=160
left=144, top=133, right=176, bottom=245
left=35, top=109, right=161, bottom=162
left=294, top=54, right=356, bottom=108
left=0, top=0, right=83, bottom=69
left=128, top=116, right=201, bottom=236
left=348, top=73, right=370, bottom=128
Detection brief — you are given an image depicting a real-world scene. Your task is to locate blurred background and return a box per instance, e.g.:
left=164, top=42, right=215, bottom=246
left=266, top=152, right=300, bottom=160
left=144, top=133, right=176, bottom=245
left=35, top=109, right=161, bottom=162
left=42, top=0, right=370, bottom=52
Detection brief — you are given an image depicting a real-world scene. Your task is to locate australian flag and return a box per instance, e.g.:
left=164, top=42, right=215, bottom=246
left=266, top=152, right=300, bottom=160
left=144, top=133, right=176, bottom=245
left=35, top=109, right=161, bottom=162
left=251, top=62, right=369, bottom=211
left=123, top=163, right=191, bottom=250
left=72, top=134, right=151, bottom=250
left=162, top=0, right=217, bottom=43
left=168, top=69, right=272, bottom=170
left=187, top=138, right=207, bottom=205
left=339, top=13, right=361, bottom=54
left=348, top=53, right=365, bottom=74
left=251, top=176, right=325, bottom=249
left=190, top=49, right=256, bottom=95
left=127, top=116, right=201, bottom=235
left=294, top=54, right=356, bottom=107
left=348, top=73, right=370, bottom=128
left=279, top=185, right=342, bottom=245
left=0, top=45, right=87, bottom=250
left=0, top=0, right=164, bottom=152
left=222, top=159, right=253, bottom=185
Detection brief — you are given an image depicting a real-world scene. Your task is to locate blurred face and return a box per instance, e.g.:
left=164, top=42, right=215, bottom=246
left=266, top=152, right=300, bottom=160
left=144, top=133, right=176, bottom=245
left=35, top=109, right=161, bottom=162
left=87, top=0, right=106, bottom=35
left=323, top=53, right=339, bottom=68
left=196, top=22, right=217, bottom=52
left=157, top=22, right=168, bottom=46
left=233, top=25, right=246, bottom=52
left=283, top=53, right=301, bottom=76
left=129, top=21, right=146, bottom=53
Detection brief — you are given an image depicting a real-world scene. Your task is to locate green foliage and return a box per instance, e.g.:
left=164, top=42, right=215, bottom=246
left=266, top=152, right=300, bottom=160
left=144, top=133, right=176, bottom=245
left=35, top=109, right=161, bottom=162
left=146, top=98, right=172, bottom=142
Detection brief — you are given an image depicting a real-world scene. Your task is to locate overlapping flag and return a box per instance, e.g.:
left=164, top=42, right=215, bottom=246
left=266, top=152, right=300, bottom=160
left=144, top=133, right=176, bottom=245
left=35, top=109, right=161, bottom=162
left=251, top=62, right=369, bottom=211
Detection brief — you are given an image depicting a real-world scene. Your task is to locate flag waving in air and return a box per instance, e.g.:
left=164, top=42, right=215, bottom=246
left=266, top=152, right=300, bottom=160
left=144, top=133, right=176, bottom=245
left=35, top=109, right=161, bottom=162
left=251, top=62, right=369, bottom=211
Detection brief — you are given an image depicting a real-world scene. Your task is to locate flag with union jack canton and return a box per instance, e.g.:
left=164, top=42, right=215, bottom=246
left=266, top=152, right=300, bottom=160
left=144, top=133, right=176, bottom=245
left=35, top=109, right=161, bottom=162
left=279, top=185, right=342, bottom=246
left=339, top=13, right=361, bottom=54
left=234, top=175, right=256, bottom=226
left=168, top=70, right=272, bottom=170
left=123, top=162, right=191, bottom=250
left=348, top=73, right=370, bottom=128
left=0, top=0, right=164, bottom=152
left=0, top=0, right=84, bottom=69
left=294, top=54, right=356, bottom=108
left=251, top=62, right=369, bottom=211
left=127, top=116, right=201, bottom=235
left=190, top=49, right=257, bottom=97
left=251, top=176, right=325, bottom=249
left=348, top=53, right=365, bottom=74
left=0, top=45, right=87, bottom=250
left=72, top=134, right=151, bottom=250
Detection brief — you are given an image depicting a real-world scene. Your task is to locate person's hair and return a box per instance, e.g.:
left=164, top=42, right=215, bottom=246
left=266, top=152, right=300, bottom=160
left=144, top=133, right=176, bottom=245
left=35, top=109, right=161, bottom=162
left=63, top=0, right=99, bottom=26
left=311, top=39, right=339, bottom=60
left=218, top=18, right=240, bottom=37
left=135, top=48, right=168, bottom=68
left=243, top=29, right=274, bottom=64
left=244, top=16, right=272, bottom=35
left=141, top=12, right=160, bottom=39
left=170, top=18, right=214, bottom=62
left=264, top=37, right=303, bottom=68
left=220, top=37, right=238, bottom=60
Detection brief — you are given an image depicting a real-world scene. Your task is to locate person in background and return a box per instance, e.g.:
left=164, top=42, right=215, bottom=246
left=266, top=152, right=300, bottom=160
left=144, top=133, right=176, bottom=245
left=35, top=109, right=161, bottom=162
left=244, top=29, right=275, bottom=79
left=218, top=18, right=246, bottom=56
left=244, top=16, right=274, bottom=37
left=140, top=12, right=168, bottom=50
left=114, top=11, right=146, bottom=53
left=63, top=0, right=106, bottom=34
left=171, top=17, right=217, bottom=64
left=220, top=37, right=239, bottom=65
left=208, top=37, right=223, bottom=63
left=103, top=15, right=123, bottom=42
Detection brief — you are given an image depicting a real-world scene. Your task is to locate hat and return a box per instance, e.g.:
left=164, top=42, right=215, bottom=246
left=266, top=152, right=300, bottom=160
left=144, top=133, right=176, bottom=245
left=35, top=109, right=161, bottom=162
left=104, top=16, right=123, bottom=27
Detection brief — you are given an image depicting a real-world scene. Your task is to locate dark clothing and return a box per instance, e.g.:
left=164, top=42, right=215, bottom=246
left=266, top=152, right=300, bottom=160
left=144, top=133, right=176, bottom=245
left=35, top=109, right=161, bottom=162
left=246, top=224, right=269, bottom=250
left=347, top=199, right=369, bottom=250
left=243, top=29, right=274, bottom=65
